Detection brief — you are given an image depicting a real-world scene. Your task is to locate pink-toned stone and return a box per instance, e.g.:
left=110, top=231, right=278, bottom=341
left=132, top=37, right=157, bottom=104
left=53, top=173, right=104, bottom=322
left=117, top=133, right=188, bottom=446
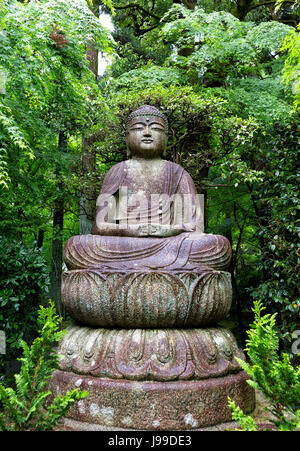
left=50, top=105, right=256, bottom=430
left=61, top=269, right=232, bottom=327
left=49, top=369, right=255, bottom=430
left=57, top=325, right=244, bottom=381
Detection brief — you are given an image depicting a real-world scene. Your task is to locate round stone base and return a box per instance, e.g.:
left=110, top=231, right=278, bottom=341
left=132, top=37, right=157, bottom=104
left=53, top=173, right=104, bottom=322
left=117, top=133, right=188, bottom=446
left=49, top=370, right=255, bottom=430
left=57, top=418, right=243, bottom=431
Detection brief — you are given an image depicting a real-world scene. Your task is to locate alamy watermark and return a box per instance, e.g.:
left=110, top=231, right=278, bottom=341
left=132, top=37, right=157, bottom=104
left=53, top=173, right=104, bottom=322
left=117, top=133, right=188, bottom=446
left=0, top=330, right=6, bottom=355
left=95, top=189, right=204, bottom=232
left=291, top=330, right=300, bottom=355
left=0, top=68, right=7, bottom=95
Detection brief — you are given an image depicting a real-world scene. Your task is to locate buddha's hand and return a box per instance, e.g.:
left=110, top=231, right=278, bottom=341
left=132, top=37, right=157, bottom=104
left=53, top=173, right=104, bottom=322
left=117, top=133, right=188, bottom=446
left=136, top=224, right=184, bottom=237
left=148, top=224, right=167, bottom=236
left=182, top=222, right=196, bottom=232
left=150, top=224, right=196, bottom=236
left=137, top=223, right=151, bottom=236
left=136, top=223, right=166, bottom=237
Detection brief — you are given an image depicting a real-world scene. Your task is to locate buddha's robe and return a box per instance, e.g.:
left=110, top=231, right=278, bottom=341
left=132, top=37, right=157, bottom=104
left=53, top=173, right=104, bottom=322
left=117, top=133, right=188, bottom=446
left=64, top=160, right=231, bottom=273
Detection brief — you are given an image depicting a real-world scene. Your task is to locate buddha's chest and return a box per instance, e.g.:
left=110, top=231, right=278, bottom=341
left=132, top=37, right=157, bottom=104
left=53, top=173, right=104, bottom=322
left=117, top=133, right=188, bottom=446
left=124, top=160, right=166, bottom=195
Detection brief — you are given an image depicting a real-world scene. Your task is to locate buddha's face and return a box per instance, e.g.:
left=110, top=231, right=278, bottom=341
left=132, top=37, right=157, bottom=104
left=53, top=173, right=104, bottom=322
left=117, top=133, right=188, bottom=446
left=126, top=116, right=167, bottom=159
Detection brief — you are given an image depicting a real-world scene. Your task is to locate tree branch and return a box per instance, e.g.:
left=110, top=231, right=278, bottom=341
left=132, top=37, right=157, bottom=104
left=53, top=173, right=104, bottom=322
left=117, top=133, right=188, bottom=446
left=249, top=0, right=294, bottom=11
left=114, top=3, right=161, bottom=21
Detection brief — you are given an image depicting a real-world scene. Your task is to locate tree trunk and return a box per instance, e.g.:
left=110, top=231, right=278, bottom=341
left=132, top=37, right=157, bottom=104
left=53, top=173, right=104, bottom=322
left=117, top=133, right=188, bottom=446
left=229, top=206, right=249, bottom=348
left=50, top=132, right=67, bottom=317
left=80, top=2, right=99, bottom=234
left=37, top=229, right=44, bottom=249
left=232, top=0, right=253, bottom=20
left=246, top=184, right=274, bottom=281
left=80, top=135, right=97, bottom=234
left=178, top=0, right=197, bottom=10
left=197, top=166, right=209, bottom=232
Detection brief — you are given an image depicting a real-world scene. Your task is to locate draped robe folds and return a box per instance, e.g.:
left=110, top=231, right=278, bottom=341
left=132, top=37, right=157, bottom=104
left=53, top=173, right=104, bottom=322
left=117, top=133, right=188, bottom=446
left=64, top=160, right=231, bottom=272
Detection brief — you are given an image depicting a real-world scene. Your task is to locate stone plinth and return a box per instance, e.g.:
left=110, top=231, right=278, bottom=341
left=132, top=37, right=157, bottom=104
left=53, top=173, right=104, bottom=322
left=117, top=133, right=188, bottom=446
left=56, top=269, right=255, bottom=430
left=50, top=369, right=254, bottom=430
left=50, top=324, right=255, bottom=430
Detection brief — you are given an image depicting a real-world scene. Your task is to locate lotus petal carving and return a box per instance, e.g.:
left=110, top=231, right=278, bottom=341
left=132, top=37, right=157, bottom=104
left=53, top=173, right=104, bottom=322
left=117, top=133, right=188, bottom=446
left=58, top=325, right=244, bottom=381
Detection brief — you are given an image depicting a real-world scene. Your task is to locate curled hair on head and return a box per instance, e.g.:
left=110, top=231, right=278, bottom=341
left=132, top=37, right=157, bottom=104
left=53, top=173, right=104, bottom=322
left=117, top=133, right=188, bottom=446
left=126, top=105, right=168, bottom=133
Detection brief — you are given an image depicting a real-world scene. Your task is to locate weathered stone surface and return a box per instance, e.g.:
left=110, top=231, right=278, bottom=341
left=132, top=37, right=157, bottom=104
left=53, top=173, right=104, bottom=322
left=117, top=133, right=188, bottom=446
left=61, top=269, right=232, bottom=327
left=58, top=325, right=244, bottom=381
left=50, top=105, right=256, bottom=430
left=64, top=232, right=232, bottom=272
left=49, top=369, right=255, bottom=430
left=56, top=389, right=277, bottom=431
left=56, top=418, right=242, bottom=431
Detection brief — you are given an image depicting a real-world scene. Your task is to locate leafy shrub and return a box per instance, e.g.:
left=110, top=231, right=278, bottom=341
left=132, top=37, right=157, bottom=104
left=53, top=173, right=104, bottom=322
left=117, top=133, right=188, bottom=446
left=0, top=301, right=88, bottom=431
left=229, top=301, right=300, bottom=431
left=0, top=236, right=49, bottom=376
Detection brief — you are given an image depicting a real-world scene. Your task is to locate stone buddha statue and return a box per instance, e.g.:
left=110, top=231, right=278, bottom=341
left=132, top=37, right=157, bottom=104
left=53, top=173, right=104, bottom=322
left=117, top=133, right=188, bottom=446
left=51, top=105, right=255, bottom=430
left=64, top=105, right=231, bottom=274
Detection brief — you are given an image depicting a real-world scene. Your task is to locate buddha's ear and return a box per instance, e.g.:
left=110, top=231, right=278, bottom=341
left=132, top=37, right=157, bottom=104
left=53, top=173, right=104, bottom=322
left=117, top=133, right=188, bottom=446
left=125, top=134, right=131, bottom=158
left=162, top=135, right=167, bottom=158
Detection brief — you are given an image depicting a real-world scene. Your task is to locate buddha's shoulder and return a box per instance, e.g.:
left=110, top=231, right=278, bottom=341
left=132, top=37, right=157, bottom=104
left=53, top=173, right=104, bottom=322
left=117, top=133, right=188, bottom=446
left=105, top=161, right=126, bottom=174
left=162, top=160, right=186, bottom=173
left=118, top=159, right=188, bottom=175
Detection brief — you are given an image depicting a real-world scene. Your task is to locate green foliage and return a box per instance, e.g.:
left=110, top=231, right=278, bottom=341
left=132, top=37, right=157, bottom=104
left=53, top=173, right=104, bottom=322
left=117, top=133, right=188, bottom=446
left=275, top=0, right=300, bottom=14
left=94, top=83, right=258, bottom=185
left=160, top=6, right=291, bottom=86
left=0, top=0, right=113, bottom=184
left=245, top=124, right=299, bottom=342
left=246, top=20, right=292, bottom=53
left=281, top=24, right=300, bottom=110
left=229, top=301, right=300, bottom=431
left=0, top=0, right=114, bottom=265
left=224, top=76, right=292, bottom=124
left=111, top=65, right=186, bottom=91
left=107, top=0, right=172, bottom=78
left=0, top=236, right=49, bottom=375
left=0, top=301, right=88, bottom=431
left=0, top=0, right=298, bottom=397
left=101, top=4, right=299, bottom=345
left=228, top=398, right=258, bottom=431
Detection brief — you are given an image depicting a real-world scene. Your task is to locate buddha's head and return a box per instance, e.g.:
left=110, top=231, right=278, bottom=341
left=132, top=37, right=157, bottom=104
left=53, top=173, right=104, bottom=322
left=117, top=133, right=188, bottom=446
left=126, top=105, right=168, bottom=159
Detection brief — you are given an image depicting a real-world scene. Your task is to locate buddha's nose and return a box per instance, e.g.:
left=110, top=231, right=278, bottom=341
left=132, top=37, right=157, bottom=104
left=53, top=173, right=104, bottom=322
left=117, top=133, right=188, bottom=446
left=143, top=126, right=152, bottom=136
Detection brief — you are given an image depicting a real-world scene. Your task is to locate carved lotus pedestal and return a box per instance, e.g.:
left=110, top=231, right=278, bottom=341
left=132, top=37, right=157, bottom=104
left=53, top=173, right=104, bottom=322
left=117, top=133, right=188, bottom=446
left=49, top=269, right=255, bottom=430
left=61, top=269, right=233, bottom=327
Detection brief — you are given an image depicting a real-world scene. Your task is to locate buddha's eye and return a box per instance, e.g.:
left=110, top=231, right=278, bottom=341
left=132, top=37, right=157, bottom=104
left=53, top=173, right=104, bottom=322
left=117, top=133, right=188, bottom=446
left=149, top=123, right=164, bottom=131
left=130, top=126, right=144, bottom=131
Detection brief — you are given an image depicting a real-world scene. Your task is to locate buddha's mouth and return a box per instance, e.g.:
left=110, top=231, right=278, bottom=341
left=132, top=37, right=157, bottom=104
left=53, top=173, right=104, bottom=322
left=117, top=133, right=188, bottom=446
left=141, top=139, right=153, bottom=143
